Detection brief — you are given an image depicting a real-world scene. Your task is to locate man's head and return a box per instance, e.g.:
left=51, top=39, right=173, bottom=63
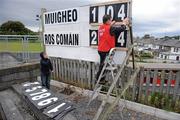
left=103, top=14, right=112, bottom=24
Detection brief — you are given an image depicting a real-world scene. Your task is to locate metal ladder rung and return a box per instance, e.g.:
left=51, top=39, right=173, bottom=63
left=92, top=84, right=118, bottom=97
left=100, top=88, right=118, bottom=95
left=99, top=91, right=117, bottom=97
left=105, top=66, right=117, bottom=71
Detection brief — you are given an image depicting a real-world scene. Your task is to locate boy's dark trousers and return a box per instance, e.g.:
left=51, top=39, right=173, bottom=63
left=41, top=72, right=51, bottom=89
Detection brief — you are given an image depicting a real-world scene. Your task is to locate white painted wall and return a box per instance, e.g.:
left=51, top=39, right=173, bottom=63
left=152, top=45, right=159, bottom=49
left=171, top=47, right=180, bottom=54
left=169, top=55, right=177, bottom=60
left=159, top=53, right=180, bottom=61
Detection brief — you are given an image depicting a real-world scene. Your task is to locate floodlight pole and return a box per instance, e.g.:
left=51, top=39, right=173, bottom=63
left=40, top=8, right=47, bottom=52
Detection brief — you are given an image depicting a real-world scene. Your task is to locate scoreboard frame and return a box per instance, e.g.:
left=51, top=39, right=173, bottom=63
left=42, top=0, right=132, bottom=63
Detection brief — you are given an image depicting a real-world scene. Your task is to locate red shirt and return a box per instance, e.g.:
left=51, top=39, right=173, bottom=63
left=98, top=24, right=115, bottom=52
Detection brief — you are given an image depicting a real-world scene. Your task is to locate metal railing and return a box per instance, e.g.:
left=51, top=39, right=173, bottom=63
left=0, top=35, right=43, bottom=69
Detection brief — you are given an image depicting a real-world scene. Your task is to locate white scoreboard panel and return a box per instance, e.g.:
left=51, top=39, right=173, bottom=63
left=43, top=0, right=131, bottom=64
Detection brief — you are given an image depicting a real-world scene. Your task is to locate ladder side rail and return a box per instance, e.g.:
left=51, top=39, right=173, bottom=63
left=93, top=45, right=133, bottom=120
left=101, top=67, right=140, bottom=120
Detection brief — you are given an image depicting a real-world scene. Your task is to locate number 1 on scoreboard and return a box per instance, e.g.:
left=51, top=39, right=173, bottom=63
left=90, top=6, right=99, bottom=23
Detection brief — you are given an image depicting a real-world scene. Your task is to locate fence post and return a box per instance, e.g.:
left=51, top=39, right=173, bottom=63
left=145, top=69, right=151, bottom=104
left=87, top=62, right=92, bottom=89
left=132, top=69, right=138, bottom=101
left=160, top=70, right=165, bottom=94
left=173, top=71, right=180, bottom=101
left=152, top=70, right=158, bottom=93
left=167, top=70, right=173, bottom=95
left=138, top=67, right=144, bottom=102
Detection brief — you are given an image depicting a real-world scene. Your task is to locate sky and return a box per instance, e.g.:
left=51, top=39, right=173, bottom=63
left=0, top=0, right=180, bottom=37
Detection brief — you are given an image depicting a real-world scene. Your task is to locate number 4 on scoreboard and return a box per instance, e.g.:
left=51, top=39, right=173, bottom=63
left=116, top=31, right=127, bottom=47
left=117, top=32, right=125, bottom=45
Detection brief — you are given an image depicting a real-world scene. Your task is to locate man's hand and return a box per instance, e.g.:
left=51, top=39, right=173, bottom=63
left=122, top=18, right=129, bottom=26
left=110, top=20, right=116, bottom=26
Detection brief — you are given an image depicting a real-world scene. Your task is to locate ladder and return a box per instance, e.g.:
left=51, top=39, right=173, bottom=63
left=88, top=26, right=138, bottom=120
left=87, top=48, right=118, bottom=107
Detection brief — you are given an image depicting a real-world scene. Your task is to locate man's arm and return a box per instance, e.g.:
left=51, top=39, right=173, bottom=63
left=110, top=18, right=129, bottom=36
left=110, top=24, right=126, bottom=36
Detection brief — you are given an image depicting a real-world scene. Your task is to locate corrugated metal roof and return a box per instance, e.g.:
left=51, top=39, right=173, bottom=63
left=135, top=38, right=180, bottom=48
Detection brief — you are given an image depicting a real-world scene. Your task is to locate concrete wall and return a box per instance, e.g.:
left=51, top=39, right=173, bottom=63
left=12, top=52, right=40, bottom=61
left=0, top=52, right=40, bottom=69
left=0, top=62, right=40, bottom=90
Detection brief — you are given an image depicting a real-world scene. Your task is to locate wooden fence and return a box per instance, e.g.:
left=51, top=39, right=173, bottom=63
left=50, top=57, right=135, bottom=89
left=51, top=57, right=92, bottom=89
left=50, top=57, right=180, bottom=103
left=135, top=68, right=180, bottom=104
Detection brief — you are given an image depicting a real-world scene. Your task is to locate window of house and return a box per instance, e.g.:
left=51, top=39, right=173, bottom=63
left=173, top=48, right=178, bottom=52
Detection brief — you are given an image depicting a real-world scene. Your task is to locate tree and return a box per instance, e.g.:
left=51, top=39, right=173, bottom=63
left=0, top=21, right=36, bottom=35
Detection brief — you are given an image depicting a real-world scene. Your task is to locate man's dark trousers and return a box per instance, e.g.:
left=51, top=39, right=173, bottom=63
left=96, top=51, right=109, bottom=81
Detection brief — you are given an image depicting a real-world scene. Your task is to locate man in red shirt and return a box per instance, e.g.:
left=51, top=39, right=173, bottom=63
left=96, top=14, right=129, bottom=83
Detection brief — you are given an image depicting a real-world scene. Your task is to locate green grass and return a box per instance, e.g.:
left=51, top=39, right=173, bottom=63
left=0, top=41, right=43, bottom=52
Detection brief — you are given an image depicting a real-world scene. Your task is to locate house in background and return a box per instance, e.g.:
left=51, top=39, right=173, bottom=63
left=134, top=38, right=159, bottom=51
left=135, top=37, right=180, bottom=62
left=157, top=39, right=180, bottom=61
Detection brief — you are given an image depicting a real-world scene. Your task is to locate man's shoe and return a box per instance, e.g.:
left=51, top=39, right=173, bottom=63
left=99, top=79, right=108, bottom=84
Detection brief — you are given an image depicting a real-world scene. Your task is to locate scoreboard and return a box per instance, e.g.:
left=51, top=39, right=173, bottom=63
left=43, top=0, right=131, bottom=63
left=89, top=2, right=128, bottom=47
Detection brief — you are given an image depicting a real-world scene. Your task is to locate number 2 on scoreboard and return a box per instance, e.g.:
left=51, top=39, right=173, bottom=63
left=89, top=30, right=98, bottom=46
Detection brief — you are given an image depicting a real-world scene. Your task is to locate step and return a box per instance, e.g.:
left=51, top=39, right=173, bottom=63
left=105, top=66, right=117, bottom=71
left=0, top=98, right=24, bottom=120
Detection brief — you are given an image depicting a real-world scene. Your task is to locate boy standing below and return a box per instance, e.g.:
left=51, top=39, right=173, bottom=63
left=40, top=52, right=53, bottom=89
